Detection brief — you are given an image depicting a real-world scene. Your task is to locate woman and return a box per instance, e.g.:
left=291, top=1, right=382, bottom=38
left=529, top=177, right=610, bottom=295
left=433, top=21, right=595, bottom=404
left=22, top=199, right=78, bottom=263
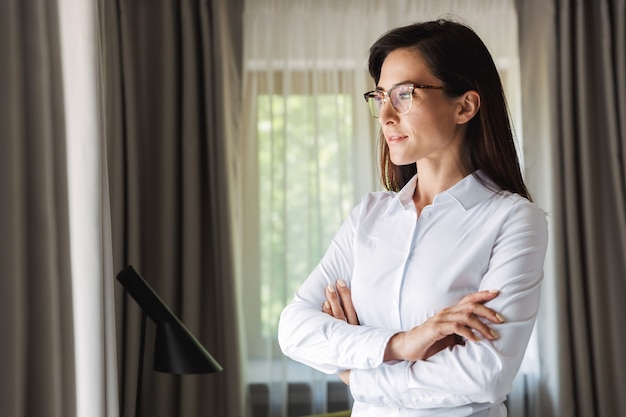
left=278, top=19, right=548, bottom=416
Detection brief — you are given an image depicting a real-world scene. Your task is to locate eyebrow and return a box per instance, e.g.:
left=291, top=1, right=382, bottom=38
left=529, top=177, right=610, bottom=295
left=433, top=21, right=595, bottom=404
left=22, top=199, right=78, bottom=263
left=375, top=80, right=416, bottom=91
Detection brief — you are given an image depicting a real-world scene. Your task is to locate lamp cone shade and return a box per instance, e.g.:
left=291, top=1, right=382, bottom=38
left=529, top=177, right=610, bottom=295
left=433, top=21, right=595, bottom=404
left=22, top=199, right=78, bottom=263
left=116, top=265, right=223, bottom=374
left=154, top=319, right=222, bottom=374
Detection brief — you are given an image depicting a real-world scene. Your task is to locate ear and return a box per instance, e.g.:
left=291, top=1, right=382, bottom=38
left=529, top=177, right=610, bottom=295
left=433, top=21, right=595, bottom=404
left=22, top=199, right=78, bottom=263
left=456, top=91, right=480, bottom=125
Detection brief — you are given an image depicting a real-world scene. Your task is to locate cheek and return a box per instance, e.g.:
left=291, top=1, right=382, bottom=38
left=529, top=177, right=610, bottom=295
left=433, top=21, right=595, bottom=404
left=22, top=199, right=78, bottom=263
left=413, top=108, right=457, bottom=136
left=406, top=112, right=441, bottom=136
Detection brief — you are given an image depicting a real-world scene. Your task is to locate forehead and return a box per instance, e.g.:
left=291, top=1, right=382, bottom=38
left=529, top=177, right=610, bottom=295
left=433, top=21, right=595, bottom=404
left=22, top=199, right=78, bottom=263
left=378, top=48, right=435, bottom=89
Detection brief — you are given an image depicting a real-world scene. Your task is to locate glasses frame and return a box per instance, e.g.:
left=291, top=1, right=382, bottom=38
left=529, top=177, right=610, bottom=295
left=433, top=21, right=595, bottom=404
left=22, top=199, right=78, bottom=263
left=363, top=83, right=445, bottom=118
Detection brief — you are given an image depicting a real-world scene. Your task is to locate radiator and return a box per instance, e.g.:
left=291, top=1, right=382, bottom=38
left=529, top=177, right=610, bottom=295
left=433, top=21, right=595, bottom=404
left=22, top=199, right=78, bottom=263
left=249, top=372, right=530, bottom=417
left=249, top=381, right=351, bottom=417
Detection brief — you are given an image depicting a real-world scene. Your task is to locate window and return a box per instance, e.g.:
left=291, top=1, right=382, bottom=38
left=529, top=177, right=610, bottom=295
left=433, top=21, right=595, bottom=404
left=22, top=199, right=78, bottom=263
left=257, top=93, right=355, bottom=340
left=241, top=68, right=372, bottom=363
left=240, top=65, right=372, bottom=415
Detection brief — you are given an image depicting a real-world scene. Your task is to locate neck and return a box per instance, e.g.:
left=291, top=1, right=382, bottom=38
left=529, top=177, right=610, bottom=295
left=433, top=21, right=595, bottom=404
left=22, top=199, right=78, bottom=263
left=412, top=163, right=472, bottom=214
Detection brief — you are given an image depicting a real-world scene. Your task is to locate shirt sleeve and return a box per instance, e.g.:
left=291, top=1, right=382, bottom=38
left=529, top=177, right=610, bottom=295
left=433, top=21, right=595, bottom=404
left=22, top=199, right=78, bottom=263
left=277, top=200, right=399, bottom=374
left=350, top=200, right=548, bottom=409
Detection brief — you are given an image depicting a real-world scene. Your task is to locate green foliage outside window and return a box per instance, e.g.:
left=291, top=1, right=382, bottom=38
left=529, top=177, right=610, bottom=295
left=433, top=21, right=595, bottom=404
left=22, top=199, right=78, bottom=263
left=257, top=94, right=355, bottom=337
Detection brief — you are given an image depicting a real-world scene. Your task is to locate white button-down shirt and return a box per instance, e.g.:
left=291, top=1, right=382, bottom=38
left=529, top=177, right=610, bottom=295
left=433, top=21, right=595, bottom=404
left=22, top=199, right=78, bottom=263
left=278, top=172, right=548, bottom=416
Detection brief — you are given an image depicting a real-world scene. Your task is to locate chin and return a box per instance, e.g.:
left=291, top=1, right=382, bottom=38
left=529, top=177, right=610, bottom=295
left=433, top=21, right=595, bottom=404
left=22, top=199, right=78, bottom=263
left=390, top=156, right=417, bottom=166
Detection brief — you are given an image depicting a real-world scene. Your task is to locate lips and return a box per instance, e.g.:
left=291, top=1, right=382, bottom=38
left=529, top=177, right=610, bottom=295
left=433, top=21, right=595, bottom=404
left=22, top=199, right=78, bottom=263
left=386, top=133, right=407, bottom=145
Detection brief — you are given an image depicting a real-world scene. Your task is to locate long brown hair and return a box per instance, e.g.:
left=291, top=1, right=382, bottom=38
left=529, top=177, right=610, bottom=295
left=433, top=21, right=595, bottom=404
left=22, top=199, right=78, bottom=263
left=368, top=19, right=531, bottom=200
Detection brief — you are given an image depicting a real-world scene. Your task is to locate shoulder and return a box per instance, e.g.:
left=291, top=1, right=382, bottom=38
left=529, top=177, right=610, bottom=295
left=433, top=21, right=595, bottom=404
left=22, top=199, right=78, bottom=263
left=493, top=192, right=546, bottom=220
left=360, top=189, right=398, bottom=205
left=340, top=189, right=403, bottom=227
left=487, top=192, right=548, bottom=243
left=464, top=171, right=547, bottom=242
left=457, top=172, right=547, bottom=229
left=354, top=189, right=400, bottom=215
left=472, top=172, right=546, bottom=223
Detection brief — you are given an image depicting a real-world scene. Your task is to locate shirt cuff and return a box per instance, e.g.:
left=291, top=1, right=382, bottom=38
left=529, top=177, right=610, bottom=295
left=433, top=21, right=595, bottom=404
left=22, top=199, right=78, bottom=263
left=337, top=328, right=398, bottom=370
left=350, top=362, right=409, bottom=408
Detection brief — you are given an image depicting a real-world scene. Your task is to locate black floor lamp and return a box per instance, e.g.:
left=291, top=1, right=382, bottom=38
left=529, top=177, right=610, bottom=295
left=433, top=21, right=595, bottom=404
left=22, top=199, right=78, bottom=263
left=116, top=265, right=223, bottom=417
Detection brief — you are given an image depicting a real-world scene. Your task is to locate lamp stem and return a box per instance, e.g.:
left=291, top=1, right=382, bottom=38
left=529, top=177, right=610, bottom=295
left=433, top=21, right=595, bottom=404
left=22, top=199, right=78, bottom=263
left=135, top=310, right=147, bottom=417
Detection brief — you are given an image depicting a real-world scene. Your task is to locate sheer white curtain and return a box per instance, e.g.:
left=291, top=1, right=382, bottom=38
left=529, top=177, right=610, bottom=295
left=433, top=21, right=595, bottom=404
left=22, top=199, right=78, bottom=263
left=240, top=2, right=527, bottom=416
left=241, top=3, right=375, bottom=415
left=514, top=1, right=558, bottom=415
left=58, top=1, right=118, bottom=416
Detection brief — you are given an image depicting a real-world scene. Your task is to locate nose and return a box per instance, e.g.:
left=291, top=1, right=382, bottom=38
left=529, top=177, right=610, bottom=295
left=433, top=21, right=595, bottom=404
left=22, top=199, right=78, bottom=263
left=378, top=98, right=398, bottom=125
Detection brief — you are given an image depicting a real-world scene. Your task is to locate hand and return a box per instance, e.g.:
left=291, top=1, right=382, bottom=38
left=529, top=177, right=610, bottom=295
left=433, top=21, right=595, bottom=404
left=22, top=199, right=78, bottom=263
left=421, top=334, right=464, bottom=360
left=322, top=282, right=357, bottom=385
left=338, top=369, right=350, bottom=385
left=384, top=290, right=504, bottom=362
left=322, top=280, right=360, bottom=325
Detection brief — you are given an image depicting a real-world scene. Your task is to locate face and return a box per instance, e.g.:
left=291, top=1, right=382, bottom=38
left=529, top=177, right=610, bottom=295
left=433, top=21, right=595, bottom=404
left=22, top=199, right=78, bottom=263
left=377, top=48, right=468, bottom=168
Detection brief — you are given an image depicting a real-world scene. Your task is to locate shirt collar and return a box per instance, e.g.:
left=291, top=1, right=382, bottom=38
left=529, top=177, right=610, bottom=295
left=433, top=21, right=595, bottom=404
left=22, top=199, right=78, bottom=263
left=384, top=170, right=499, bottom=216
left=442, top=170, right=500, bottom=210
left=397, top=174, right=419, bottom=209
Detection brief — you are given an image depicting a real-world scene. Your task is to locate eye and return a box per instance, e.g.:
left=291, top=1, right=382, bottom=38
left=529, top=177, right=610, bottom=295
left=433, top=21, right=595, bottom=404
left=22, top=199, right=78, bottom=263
left=395, top=86, right=413, bottom=100
left=368, top=93, right=383, bottom=103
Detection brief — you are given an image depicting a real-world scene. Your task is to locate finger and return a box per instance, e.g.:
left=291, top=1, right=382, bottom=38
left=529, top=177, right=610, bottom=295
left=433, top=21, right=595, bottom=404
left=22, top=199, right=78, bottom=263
left=458, top=289, right=500, bottom=305
left=336, top=280, right=359, bottom=325
left=470, top=303, right=505, bottom=324
left=322, top=300, right=332, bottom=314
left=431, top=309, right=500, bottom=341
left=440, top=308, right=499, bottom=341
left=462, top=316, right=499, bottom=341
left=454, top=325, right=482, bottom=342
left=424, top=315, right=477, bottom=343
left=338, top=369, right=351, bottom=385
left=326, top=284, right=347, bottom=321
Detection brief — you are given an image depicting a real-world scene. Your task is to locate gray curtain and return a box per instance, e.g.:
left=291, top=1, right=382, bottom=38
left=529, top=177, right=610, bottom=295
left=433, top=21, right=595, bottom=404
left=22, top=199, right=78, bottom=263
left=101, top=0, right=244, bottom=416
left=517, top=0, right=626, bottom=416
left=0, top=1, right=76, bottom=417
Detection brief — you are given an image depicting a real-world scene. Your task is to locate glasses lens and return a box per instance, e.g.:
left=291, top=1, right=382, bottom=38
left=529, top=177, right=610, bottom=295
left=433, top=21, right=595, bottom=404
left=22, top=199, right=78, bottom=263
left=365, top=92, right=383, bottom=118
left=364, top=84, right=414, bottom=118
left=390, top=85, right=413, bottom=114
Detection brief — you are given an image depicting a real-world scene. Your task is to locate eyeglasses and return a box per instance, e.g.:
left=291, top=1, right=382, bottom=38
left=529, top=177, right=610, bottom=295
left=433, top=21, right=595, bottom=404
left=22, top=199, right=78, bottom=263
left=363, top=83, right=445, bottom=118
